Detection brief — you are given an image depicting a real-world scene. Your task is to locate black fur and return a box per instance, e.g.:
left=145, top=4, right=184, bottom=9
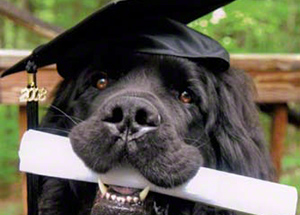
left=38, top=53, right=274, bottom=215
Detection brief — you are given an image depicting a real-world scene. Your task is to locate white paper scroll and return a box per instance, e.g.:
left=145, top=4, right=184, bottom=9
left=19, top=130, right=298, bottom=215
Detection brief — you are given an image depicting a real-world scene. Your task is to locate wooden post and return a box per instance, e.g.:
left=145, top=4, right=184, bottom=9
left=270, top=103, right=288, bottom=181
left=19, top=105, right=27, bottom=215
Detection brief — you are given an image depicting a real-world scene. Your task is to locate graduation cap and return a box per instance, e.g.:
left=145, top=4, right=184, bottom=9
left=0, top=0, right=235, bottom=214
left=1, top=0, right=234, bottom=79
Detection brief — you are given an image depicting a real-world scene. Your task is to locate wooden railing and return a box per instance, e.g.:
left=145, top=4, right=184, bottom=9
left=1, top=50, right=300, bottom=178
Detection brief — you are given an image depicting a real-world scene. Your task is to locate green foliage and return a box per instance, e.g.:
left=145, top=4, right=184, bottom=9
left=0, top=0, right=105, bottom=49
left=1, top=0, right=300, bottom=53
left=189, top=0, right=300, bottom=53
left=260, top=113, right=300, bottom=213
left=0, top=201, right=22, bottom=215
left=281, top=150, right=300, bottom=212
left=0, top=106, right=19, bottom=186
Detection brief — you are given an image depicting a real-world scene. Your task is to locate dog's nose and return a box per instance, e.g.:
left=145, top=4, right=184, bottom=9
left=102, top=97, right=161, bottom=141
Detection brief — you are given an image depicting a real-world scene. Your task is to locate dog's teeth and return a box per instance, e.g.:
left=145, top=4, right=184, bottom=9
left=117, top=196, right=125, bottom=203
left=139, top=186, right=150, bottom=201
left=105, top=193, right=111, bottom=199
left=111, top=195, right=117, bottom=201
left=97, top=178, right=108, bottom=195
left=133, top=197, right=139, bottom=203
left=126, top=196, right=132, bottom=203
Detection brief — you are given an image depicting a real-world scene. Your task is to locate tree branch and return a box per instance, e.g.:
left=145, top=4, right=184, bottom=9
left=0, top=0, right=64, bottom=39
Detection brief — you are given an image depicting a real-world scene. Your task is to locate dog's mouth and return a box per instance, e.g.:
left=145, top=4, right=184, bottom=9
left=91, top=178, right=169, bottom=215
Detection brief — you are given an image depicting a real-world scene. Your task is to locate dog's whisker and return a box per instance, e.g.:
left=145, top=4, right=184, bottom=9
left=183, top=133, right=206, bottom=146
left=50, top=105, right=83, bottom=122
left=194, top=143, right=206, bottom=149
left=50, top=114, right=80, bottom=121
left=183, top=137, right=204, bottom=141
left=49, top=114, right=83, bottom=127
left=185, top=138, right=207, bottom=149
left=49, top=105, right=81, bottom=125
left=38, top=127, right=71, bottom=135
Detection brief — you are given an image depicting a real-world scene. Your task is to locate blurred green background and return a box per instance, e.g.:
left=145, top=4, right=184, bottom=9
left=0, top=0, right=299, bottom=214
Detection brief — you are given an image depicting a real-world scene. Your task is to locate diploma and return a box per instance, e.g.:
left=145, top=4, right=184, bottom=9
left=19, top=130, right=298, bottom=215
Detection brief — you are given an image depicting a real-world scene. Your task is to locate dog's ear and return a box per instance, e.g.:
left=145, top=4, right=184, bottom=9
left=204, top=68, right=274, bottom=180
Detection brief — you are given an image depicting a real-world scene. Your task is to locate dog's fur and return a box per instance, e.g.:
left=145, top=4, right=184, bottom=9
left=38, top=53, right=274, bottom=215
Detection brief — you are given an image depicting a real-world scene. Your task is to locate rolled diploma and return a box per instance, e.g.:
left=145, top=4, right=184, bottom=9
left=19, top=130, right=298, bottom=215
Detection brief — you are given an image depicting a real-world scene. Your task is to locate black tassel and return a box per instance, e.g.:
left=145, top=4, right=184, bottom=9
left=25, top=60, right=40, bottom=215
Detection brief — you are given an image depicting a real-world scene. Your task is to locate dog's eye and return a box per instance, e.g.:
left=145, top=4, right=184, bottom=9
left=96, top=78, right=108, bottom=90
left=93, top=72, right=108, bottom=90
left=179, top=91, right=192, bottom=103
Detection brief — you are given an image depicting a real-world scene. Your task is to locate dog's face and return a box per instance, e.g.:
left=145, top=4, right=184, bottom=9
left=70, top=55, right=205, bottom=215
left=41, top=53, right=273, bottom=215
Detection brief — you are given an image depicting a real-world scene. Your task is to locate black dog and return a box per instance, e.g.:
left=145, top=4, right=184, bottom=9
left=38, top=53, right=274, bottom=215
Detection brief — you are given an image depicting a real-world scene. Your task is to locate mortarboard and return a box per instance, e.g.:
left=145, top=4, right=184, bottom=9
left=0, top=0, right=235, bottom=215
left=1, top=0, right=234, bottom=78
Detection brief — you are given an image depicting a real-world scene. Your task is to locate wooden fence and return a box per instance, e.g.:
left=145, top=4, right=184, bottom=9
left=1, top=50, right=300, bottom=178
